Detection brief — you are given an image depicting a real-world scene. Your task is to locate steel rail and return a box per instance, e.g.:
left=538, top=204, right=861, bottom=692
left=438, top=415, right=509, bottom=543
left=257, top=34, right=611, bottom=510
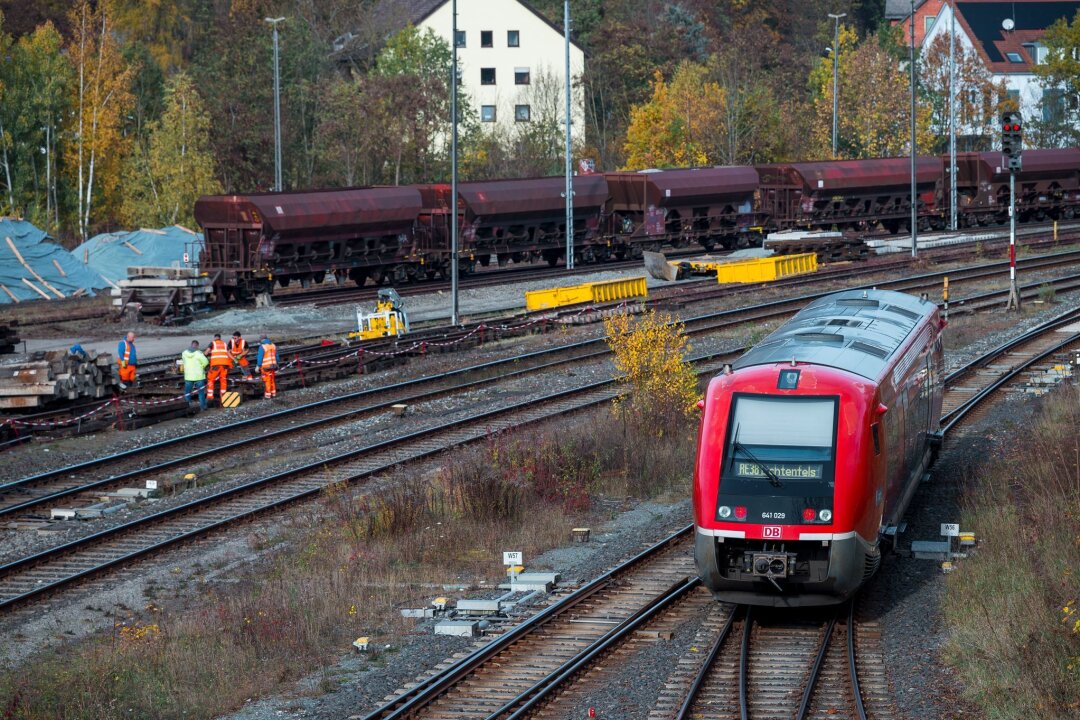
left=674, top=605, right=739, bottom=720
left=941, top=328, right=1080, bottom=434
left=739, top=606, right=754, bottom=720
left=848, top=599, right=869, bottom=720
left=796, top=612, right=840, bottom=720
left=0, top=351, right=733, bottom=611
left=359, top=526, right=694, bottom=720
left=496, top=577, right=701, bottom=720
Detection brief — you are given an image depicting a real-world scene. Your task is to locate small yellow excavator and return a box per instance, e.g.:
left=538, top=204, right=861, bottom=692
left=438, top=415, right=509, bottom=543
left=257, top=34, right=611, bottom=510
left=352, top=288, right=409, bottom=340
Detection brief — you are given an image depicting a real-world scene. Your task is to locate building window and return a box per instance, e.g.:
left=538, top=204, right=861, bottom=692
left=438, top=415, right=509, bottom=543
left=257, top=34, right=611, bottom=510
left=924, top=15, right=935, bottom=34
left=454, top=30, right=466, bottom=48
left=1043, top=88, right=1065, bottom=122
left=481, top=68, right=496, bottom=85
left=481, top=105, right=497, bottom=122
left=515, top=104, right=531, bottom=122
left=1006, top=52, right=1023, bottom=63
left=514, top=67, right=530, bottom=85
left=507, top=30, right=520, bottom=47
left=481, top=30, right=493, bottom=48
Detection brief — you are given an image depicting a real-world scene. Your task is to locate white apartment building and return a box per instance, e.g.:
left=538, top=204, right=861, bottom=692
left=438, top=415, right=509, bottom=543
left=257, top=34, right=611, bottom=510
left=375, top=0, right=585, bottom=132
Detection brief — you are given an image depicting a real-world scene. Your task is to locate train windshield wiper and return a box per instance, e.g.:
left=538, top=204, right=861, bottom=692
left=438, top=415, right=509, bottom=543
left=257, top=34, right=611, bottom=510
left=732, top=438, right=784, bottom=488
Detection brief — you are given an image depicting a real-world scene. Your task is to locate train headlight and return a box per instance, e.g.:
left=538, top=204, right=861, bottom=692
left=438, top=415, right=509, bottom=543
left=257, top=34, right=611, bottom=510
left=718, top=505, right=732, bottom=519
left=818, top=509, right=833, bottom=522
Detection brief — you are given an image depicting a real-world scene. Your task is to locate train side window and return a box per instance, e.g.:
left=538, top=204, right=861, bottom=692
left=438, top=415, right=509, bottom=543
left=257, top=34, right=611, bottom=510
left=871, top=422, right=881, bottom=455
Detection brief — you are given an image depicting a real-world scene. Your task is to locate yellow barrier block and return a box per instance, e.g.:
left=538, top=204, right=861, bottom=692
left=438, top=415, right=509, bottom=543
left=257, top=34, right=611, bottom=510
left=525, top=276, right=648, bottom=311
left=220, top=391, right=241, bottom=408
left=714, top=253, right=818, bottom=284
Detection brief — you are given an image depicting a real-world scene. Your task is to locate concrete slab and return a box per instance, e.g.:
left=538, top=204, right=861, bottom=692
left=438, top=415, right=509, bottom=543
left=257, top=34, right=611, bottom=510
left=434, top=620, right=477, bottom=637
left=456, top=599, right=501, bottom=615
left=911, top=540, right=951, bottom=560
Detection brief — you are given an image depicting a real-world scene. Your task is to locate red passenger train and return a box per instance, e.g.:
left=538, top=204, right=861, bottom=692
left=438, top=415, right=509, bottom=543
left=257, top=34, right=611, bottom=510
left=693, top=289, right=944, bottom=606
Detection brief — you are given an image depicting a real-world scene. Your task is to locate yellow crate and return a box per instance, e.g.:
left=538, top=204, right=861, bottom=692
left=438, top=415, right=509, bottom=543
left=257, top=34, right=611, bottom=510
left=525, top=276, right=648, bottom=311
left=714, top=253, right=818, bottom=284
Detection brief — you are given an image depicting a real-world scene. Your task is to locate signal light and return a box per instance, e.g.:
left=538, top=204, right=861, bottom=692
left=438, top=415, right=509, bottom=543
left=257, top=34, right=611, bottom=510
left=734, top=506, right=748, bottom=520
left=1001, top=111, right=1023, bottom=160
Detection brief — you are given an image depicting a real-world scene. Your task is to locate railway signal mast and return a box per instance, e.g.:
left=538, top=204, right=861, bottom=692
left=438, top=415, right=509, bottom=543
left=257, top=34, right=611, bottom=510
left=1002, top=112, right=1023, bottom=311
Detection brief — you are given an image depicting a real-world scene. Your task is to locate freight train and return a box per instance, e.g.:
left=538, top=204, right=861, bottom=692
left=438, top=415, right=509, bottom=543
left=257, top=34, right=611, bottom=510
left=693, top=288, right=945, bottom=607
left=193, top=149, right=1080, bottom=300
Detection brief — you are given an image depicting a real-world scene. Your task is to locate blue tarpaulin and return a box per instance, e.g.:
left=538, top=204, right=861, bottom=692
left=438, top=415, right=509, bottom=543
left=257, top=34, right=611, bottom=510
left=74, top=226, right=203, bottom=284
left=0, top=219, right=108, bottom=303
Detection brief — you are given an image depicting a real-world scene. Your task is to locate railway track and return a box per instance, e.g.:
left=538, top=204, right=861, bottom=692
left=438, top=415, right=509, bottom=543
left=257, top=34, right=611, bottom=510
left=8, top=253, right=1080, bottom=522
left=348, top=307, right=1080, bottom=720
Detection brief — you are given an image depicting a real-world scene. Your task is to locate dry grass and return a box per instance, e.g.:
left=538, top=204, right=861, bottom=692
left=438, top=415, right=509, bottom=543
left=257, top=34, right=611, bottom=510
left=0, top=408, right=695, bottom=719
left=942, top=386, right=1080, bottom=719
left=942, top=311, right=1026, bottom=351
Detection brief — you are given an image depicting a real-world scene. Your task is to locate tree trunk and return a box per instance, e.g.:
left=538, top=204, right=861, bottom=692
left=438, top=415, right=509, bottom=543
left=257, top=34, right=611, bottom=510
left=76, top=4, right=87, bottom=240
left=0, top=113, right=13, bottom=212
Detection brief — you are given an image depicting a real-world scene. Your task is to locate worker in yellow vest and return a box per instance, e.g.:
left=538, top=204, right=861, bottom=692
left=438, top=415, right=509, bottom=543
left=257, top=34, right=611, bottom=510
left=205, top=333, right=233, bottom=403
left=256, top=334, right=278, bottom=399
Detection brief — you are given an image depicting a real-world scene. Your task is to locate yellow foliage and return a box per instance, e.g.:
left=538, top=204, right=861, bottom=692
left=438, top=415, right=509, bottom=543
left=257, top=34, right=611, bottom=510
left=603, top=309, right=698, bottom=434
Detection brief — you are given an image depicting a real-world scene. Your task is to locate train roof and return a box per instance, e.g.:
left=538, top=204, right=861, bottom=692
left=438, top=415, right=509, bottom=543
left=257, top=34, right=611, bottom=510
left=974, top=148, right=1080, bottom=180
left=758, top=157, right=939, bottom=191
left=457, top=175, right=609, bottom=217
left=606, top=167, right=759, bottom=209
left=732, top=289, right=936, bottom=381
left=194, top=187, right=422, bottom=234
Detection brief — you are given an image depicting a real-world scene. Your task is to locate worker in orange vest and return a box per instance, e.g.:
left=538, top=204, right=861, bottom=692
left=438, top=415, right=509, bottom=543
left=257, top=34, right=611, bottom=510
left=256, top=334, right=278, bottom=399
left=205, top=333, right=233, bottom=403
left=116, top=331, right=137, bottom=390
left=229, top=331, right=251, bottom=379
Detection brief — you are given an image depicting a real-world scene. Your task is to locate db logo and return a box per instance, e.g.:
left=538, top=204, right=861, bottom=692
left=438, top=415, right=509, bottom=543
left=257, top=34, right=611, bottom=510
left=762, top=526, right=783, bottom=538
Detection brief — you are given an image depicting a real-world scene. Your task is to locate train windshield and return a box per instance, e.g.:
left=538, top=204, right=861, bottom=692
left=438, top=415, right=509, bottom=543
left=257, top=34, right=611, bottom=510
left=719, top=394, right=838, bottom=496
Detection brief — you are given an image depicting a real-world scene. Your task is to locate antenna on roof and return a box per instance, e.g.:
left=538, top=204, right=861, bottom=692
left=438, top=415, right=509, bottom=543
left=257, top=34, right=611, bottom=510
left=791, top=356, right=797, bottom=367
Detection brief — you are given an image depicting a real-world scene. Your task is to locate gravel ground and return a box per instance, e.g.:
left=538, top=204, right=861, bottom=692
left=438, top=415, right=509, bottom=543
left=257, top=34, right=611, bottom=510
left=2, top=256, right=1077, bottom=716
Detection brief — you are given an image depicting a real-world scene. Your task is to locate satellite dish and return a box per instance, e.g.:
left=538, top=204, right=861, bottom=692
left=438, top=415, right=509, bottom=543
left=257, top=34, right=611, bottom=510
left=1002, top=18, right=1015, bottom=31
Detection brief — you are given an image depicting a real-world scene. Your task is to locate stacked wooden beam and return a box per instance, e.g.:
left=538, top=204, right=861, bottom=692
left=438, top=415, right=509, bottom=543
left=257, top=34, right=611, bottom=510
left=0, top=349, right=115, bottom=409
left=112, top=266, right=212, bottom=322
left=0, top=323, right=19, bottom=354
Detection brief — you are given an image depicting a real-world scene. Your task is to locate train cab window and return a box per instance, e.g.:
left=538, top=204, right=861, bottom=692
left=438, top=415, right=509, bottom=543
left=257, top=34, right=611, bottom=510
left=719, top=394, right=839, bottom=496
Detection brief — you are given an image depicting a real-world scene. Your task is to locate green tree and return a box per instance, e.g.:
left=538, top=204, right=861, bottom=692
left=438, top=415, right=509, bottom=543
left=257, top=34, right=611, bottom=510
left=0, top=18, right=72, bottom=229
left=921, top=31, right=1008, bottom=151
left=1032, top=9, right=1080, bottom=147
left=120, top=72, right=221, bottom=228
left=807, top=27, right=934, bottom=159
left=0, top=10, right=12, bottom=214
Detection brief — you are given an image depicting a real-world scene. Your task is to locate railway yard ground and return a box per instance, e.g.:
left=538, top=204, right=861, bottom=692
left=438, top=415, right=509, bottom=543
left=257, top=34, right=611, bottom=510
left=1, top=245, right=1078, bottom=719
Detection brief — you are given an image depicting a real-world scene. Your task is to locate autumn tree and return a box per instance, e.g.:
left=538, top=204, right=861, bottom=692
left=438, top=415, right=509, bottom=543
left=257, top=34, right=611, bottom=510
left=0, top=11, right=11, bottom=214
left=1032, top=9, right=1080, bottom=147
left=807, top=26, right=935, bottom=160
left=622, top=61, right=723, bottom=169
left=921, top=31, right=1008, bottom=151
left=120, top=72, right=220, bottom=228
left=65, top=0, right=136, bottom=239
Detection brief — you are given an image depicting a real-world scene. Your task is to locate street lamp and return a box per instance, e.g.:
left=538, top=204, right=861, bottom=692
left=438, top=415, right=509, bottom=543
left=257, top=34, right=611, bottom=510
left=828, top=12, right=846, bottom=158
left=265, top=17, right=285, bottom=192
left=564, top=0, right=574, bottom=269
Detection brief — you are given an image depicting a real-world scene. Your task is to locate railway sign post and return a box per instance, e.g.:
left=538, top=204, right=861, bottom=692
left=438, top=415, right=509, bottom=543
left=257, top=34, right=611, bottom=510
left=504, top=550, right=523, bottom=586
left=941, top=523, right=960, bottom=561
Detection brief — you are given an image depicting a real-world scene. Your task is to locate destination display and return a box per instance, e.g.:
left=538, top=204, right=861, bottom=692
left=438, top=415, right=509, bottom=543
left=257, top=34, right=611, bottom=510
left=734, top=462, right=824, bottom=480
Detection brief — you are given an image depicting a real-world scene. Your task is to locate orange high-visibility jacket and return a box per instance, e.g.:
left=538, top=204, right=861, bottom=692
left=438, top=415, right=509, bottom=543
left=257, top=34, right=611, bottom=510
left=229, top=337, right=248, bottom=358
left=259, top=343, right=277, bottom=370
left=209, top=339, right=233, bottom=367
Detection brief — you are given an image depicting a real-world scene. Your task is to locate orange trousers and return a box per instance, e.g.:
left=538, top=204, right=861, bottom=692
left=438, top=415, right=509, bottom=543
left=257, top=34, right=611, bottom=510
left=207, top=366, right=229, bottom=399
left=118, top=363, right=136, bottom=385
left=261, top=369, right=276, bottom=398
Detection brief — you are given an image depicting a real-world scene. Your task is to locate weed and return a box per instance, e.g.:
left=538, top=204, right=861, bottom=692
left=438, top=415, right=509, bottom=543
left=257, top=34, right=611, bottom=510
left=1038, top=283, right=1057, bottom=304
left=942, top=387, right=1080, bottom=718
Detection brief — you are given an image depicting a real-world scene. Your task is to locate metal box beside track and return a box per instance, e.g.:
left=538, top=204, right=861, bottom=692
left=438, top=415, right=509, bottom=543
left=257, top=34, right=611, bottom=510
left=714, top=252, right=817, bottom=284
left=525, top=276, right=647, bottom=311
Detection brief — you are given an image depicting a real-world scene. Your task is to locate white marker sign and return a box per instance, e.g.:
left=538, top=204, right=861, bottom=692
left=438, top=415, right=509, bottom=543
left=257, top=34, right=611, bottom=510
left=502, top=551, right=523, bottom=566
left=941, top=523, right=960, bottom=537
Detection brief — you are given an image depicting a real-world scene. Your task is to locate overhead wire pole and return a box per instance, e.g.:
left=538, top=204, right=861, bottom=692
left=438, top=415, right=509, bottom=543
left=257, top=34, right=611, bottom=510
left=909, top=0, right=918, bottom=258
left=450, top=0, right=460, bottom=325
left=265, top=17, right=285, bottom=192
left=828, top=12, right=846, bottom=158
left=564, top=0, right=574, bottom=269
left=949, top=2, right=957, bottom=231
